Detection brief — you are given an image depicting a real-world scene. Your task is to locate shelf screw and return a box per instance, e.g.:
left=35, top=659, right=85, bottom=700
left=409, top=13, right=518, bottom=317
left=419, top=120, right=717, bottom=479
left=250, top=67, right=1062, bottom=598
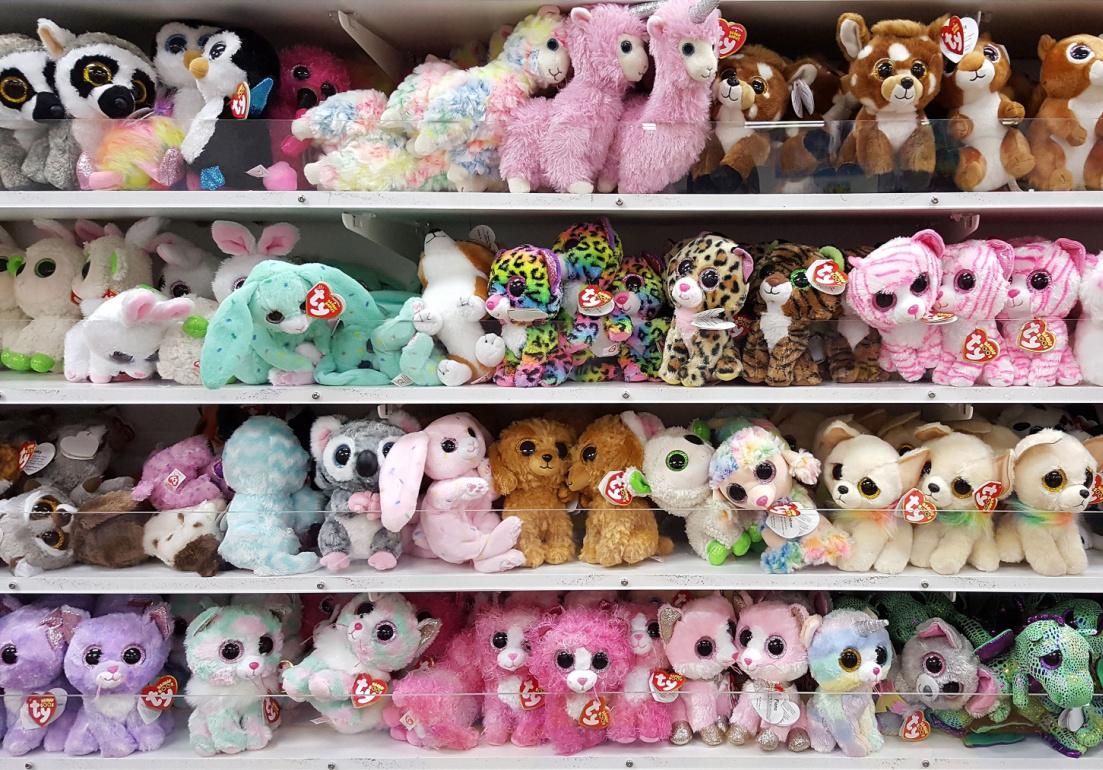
left=921, top=581, right=930, bottom=589
left=930, top=197, right=939, bottom=205
left=316, top=582, right=326, bottom=590
left=7, top=582, right=15, bottom=590
left=312, top=391, right=321, bottom=400
left=328, top=764, right=336, bottom=770
left=24, top=763, right=32, bottom=769
left=622, top=390, right=630, bottom=400
left=922, top=762, right=930, bottom=769
left=626, top=762, right=634, bottom=768
left=927, top=391, right=936, bottom=400
left=298, top=195, right=307, bottom=204
left=616, top=198, right=624, bottom=207
left=620, top=579, right=629, bottom=587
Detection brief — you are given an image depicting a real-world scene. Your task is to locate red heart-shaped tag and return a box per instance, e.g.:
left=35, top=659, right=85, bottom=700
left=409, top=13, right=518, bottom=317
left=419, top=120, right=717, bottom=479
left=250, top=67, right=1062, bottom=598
left=897, top=488, right=937, bottom=525
left=1017, top=319, right=1056, bottom=353
left=18, top=441, right=35, bottom=470
left=900, top=707, right=932, bottom=741
left=808, top=259, right=848, bottom=294
left=25, top=693, right=58, bottom=727
left=263, top=694, right=281, bottom=724
left=598, top=470, right=634, bottom=507
left=139, top=675, right=178, bottom=712
left=519, top=675, right=545, bottom=710
left=306, top=282, right=345, bottom=320
left=962, top=328, right=1001, bottom=363
left=767, top=500, right=801, bottom=518
left=940, top=16, right=965, bottom=57
left=578, top=696, right=611, bottom=729
left=649, top=670, right=686, bottom=693
left=230, top=82, right=251, bottom=120
left=578, top=285, right=613, bottom=311
left=1091, top=473, right=1103, bottom=505
left=973, top=480, right=1004, bottom=513
left=351, top=673, right=387, bottom=708
left=717, top=19, right=747, bottom=58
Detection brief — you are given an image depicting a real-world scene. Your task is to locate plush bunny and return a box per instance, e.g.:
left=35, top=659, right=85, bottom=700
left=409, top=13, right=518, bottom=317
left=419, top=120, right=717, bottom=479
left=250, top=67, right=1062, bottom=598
left=606, top=599, right=676, bottom=745
left=0, top=225, right=28, bottom=354
left=184, top=602, right=285, bottom=755
left=154, top=231, right=219, bottom=300
left=218, top=415, right=323, bottom=575
left=70, top=218, right=162, bottom=316
left=381, top=413, right=524, bottom=572
left=0, top=603, right=88, bottom=755
left=209, top=221, right=295, bottom=303
left=0, top=486, right=76, bottom=575
left=64, top=288, right=194, bottom=383
left=63, top=603, right=174, bottom=757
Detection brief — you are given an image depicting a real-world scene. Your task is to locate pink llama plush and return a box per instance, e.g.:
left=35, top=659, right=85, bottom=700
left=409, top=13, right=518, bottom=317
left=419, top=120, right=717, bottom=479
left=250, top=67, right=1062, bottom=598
left=658, top=594, right=737, bottom=746
left=998, top=237, right=1085, bottom=386
left=600, top=0, right=722, bottom=194
left=132, top=435, right=228, bottom=510
left=846, top=229, right=944, bottom=382
left=380, top=413, right=524, bottom=572
left=607, top=600, right=676, bottom=744
left=528, top=605, right=633, bottom=755
left=501, top=4, right=649, bottom=193
left=933, top=239, right=1016, bottom=387
left=729, top=592, right=815, bottom=752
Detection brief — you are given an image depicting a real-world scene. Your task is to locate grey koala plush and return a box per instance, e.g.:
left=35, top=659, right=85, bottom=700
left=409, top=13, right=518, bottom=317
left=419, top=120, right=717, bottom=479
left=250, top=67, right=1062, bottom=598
left=33, top=419, right=134, bottom=504
left=0, top=485, right=76, bottom=575
left=309, top=414, right=409, bottom=572
left=0, top=34, right=65, bottom=190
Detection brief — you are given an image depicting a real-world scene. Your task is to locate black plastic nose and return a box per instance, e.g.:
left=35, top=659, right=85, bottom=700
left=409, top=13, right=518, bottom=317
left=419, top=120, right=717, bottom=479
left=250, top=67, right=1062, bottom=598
left=900, top=77, right=914, bottom=89
left=725, top=74, right=739, bottom=86
left=32, top=93, right=65, bottom=122
left=541, top=453, right=553, bottom=462
left=355, top=450, right=379, bottom=478
left=837, top=485, right=849, bottom=495
left=98, top=86, right=135, bottom=118
left=927, top=483, right=940, bottom=493
left=1080, top=489, right=1090, bottom=499
left=297, top=88, right=318, bottom=110
left=942, top=681, right=961, bottom=694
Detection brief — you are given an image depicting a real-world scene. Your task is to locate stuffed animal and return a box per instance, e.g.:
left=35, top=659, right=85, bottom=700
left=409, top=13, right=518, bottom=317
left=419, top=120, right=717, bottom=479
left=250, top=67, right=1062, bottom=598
left=367, top=297, right=445, bottom=386
left=154, top=232, right=219, bottom=301
left=937, top=27, right=1034, bottom=191
left=410, top=8, right=570, bottom=191
left=31, top=417, right=133, bottom=504
left=568, top=412, right=673, bottom=567
left=602, top=0, right=721, bottom=193
left=218, top=415, right=323, bottom=575
left=185, top=601, right=285, bottom=755
left=0, top=226, right=29, bottom=355
left=2, top=220, right=85, bottom=373
left=608, top=252, right=669, bottom=381
left=0, top=603, right=88, bottom=754
left=804, top=609, right=892, bottom=756
left=0, top=35, right=63, bottom=190
left=776, top=57, right=855, bottom=192
left=729, top=592, right=814, bottom=752
left=381, top=413, right=524, bottom=572
left=1027, top=35, right=1103, bottom=190
left=996, top=429, right=1103, bottom=576
left=70, top=218, right=162, bottom=316
left=143, top=499, right=225, bottom=576
left=659, top=232, right=754, bottom=387
left=62, top=603, right=174, bottom=757
left=999, top=238, right=1084, bottom=387
left=310, top=414, right=409, bottom=572
left=818, top=418, right=930, bottom=574
left=154, top=21, right=220, bottom=132
left=489, top=417, right=577, bottom=567
left=0, top=486, right=76, bottom=575
left=1076, top=250, right=1103, bottom=385
left=820, top=245, right=889, bottom=384
left=132, top=435, right=226, bottom=511
left=64, top=288, right=194, bottom=383
left=834, top=14, right=943, bottom=191
left=71, top=488, right=151, bottom=569
left=210, top=221, right=295, bottom=303
left=606, top=599, right=675, bottom=744
left=501, top=4, right=648, bottom=193
left=846, top=229, right=944, bottom=382
left=657, top=594, right=737, bottom=746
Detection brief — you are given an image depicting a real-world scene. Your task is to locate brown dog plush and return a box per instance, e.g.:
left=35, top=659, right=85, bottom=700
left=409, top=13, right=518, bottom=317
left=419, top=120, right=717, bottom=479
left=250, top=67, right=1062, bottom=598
left=1027, top=34, right=1103, bottom=190
left=489, top=417, right=576, bottom=568
left=567, top=412, right=673, bottom=567
left=835, top=14, right=944, bottom=191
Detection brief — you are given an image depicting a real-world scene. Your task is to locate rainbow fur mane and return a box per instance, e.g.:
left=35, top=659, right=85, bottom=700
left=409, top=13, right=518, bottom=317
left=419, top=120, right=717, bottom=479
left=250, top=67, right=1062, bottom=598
left=708, top=424, right=787, bottom=487
left=1009, top=498, right=1075, bottom=528
left=88, top=116, right=184, bottom=190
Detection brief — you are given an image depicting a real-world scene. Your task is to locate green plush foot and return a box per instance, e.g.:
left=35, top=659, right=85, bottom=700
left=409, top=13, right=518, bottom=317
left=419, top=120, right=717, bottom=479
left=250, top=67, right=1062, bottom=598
left=706, top=540, right=730, bottom=565
left=2, top=350, right=29, bottom=370
left=731, top=532, right=753, bottom=558
left=29, top=353, right=55, bottom=373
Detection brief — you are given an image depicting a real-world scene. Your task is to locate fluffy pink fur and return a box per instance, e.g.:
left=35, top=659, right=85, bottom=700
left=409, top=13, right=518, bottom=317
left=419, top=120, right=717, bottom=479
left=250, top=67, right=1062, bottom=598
left=501, top=5, right=648, bottom=192
left=387, top=633, right=482, bottom=750
left=659, top=595, right=736, bottom=736
left=998, top=237, right=1085, bottom=386
left=601, top=0, right=721, bottom=193
left=410, top=593, right=471, bottom=665
left=606, top=601, right=675, bottom=743
left=846, top=229, right=944, bottom=382
left=933, top=239, right=1015, bottom=387
left=272, top=46, right=351, bottom=120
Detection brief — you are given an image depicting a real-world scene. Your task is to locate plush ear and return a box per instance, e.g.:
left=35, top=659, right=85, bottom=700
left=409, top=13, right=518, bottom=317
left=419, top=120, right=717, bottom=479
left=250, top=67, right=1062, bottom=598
left=0, top=225, right=17, bottom=252
left=1083, top=435, right=1103, bottom=469
left=621, top=411, right=663, bottom=447
left=149, top=297, right=194, bottom=323
left=790, top=604, right=811, bottom=629
left=257, top=223, right=300, bottom=256
left=989, top=239, right=1015, bottom=279
left=33, top=219, right=75, bottom=243
left=1038, top=34, right=1057, bottom=61
left=1056, top=237, right=1088, bottom=275
left=657, top=604, right=681, bottom=644
left=145, top=602, right=175, bottom=640
left=309, top=416, right=345, bottom=462
left=36, top=19, right=73, bottom=59
left=875, top=412, right=917, bottom=439
left=897, top=447, right=931, bottom=488
left=836, top=13, right=869, bottom=61
left=782, top=449, right=820, bottom=485
left=916, top=617, right=961, bottom=648
left=384, top=407, right=421, bottom=434
left=646, top=14, right=666, bottom=37
left=187, top=606, right=222, bottom=639
left=199, top=280, right=260, bottom=388
left=41, top=605, right=88, bottom=649
left=799, top=613, right=822, bottom=648
left=0, top=595, right=20, bottom=614
left=379, top=431, right=430, bottom=533
left=731, top=590, right=754, bottom=613
left=690, top=419, right=711, bottom=444
left=913, top=229, right=945, bottom=259
left=787, top=61, right=818, bottom=86
left=1012, top=428, right=1065, bottom=463
left=74, top=219, right=105, bottom=243
left=733, top=247, right=754, bottom=283
left=125, top=217, right=166, bottom=251
left=817, top=419, right=861, bottom=458
left=914, top=421, right=953, bottom=442
left=120, top=289, right=160, bottom=325
left=211, top=221, right=257, bottom=256
left=488, top=441, right=519, bottom=497
left=415, top=616, right=442, bottom=656
left=537, top=5, right=561, bottom=18
left=992, top=450, right=1014, bottom=496
left=966, top=665, right=1001, bottom=717
left=570, top=6, right=592, bottom=24
left=155, top=234, right=203, bottom=268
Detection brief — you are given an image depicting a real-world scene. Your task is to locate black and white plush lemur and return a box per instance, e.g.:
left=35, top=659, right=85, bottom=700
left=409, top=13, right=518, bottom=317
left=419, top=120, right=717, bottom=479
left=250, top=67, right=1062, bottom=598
left=0, top=34, right=65, bottom=190
left=181, top=27, right=280, bottom=190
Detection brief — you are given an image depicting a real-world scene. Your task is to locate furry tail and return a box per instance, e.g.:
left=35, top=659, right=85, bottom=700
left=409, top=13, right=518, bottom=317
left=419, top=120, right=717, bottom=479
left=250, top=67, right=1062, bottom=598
left=656, top=536, right=675, bottom=556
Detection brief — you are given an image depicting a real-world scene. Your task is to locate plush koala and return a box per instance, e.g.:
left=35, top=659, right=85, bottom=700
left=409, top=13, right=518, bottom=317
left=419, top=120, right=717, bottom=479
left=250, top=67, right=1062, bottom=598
left=0, top=486, right=76, bottom=575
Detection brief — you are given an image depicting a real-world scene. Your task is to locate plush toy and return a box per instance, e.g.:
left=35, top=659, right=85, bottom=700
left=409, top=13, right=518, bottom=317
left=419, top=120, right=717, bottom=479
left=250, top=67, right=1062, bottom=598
left=568, top=412, right=673, bottom=567
left=659, top=232, right=754, bottom=387
left=501, top=4, right=648, bottom=193
left=64, top=288, right=193, bottom=383
left=143, top=499, right=225, bottom=576
left=729, top=592, right=814, bottom=752
left=410, top=228, right=496, bottom=386
left=804, top=608, right=892, bottom=756
left=657, top=594, right=737, bottom=746
left=62, top=603, right=174, bottom=757
left=819, top=245, right=888, bottom=384
left=185, top=602, right=285, bottom=755
left=70, top=218, right=161, bottom=316
left=365, top=297, right=444, bottom=386
left=411, top=7, right=570, bottom=191
left=997, top=429, right=1103, bottom=576
left=132, top=435, right=226, bottom=510
left=0, top=603, right=88, bottom=754
left=218, top=415, right=323, bottom=576
left=71, top=488, right=151, bottom=569
left=310, top=414, right=409, bottom=572
left=602, top=0, right=721, bottom=193
left=742, top=243, right=848, bottom=386
left=381, top=413, right=523, bottom=572
left=32, top=417, right=134, bottom=504
left=607, top=252, right=669, bottom=381
left=999, top=238, right=1084, bottom=387
left=0, top=36, right=63, bottom=190
left=1027, top=35, right=1103, bottom=190
left=606, top=599, right=675, bottom=744
left=833, top=14, right=943, bottom=191
left=818, top=418, right=929, bottom=574
left=776, top=57, right=855, bottom=192
left=480, top=245, right=574, bottom=387
left=846, top=229, right=944, bottom=382
left=154, top=233, right=219, bottom=305
left=154, top=21, right=220, bottom=132
left=0, top=226, right=29, bottom=354
left=489, top=417, right=577, bottom=567
left=2, top=221, right=85, bottom=373
left=210, top=221, right=295, bottom=303
left=1075, top=251, right=1103, bottom=385
left=0, top=486, right=76, bottom=575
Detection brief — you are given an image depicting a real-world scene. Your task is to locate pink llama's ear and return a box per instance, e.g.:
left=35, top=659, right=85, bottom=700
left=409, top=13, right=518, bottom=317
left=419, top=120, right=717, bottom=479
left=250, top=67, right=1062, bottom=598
left=257, top=223, right=300, bottom=256
left=211, top=221, right=257, bottom=256
left=570, top=6, right=592, bottom=24
left=913, top=228, right=945, bottom=258
left=1056, top=237, right=1088, bottom=274
left=647, top=14, right=666, bottom=37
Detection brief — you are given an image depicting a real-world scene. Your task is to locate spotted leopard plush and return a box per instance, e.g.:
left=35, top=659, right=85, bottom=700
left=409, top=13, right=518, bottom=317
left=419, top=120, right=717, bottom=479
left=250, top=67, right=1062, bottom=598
left=659, top=232, right=754, bottom=387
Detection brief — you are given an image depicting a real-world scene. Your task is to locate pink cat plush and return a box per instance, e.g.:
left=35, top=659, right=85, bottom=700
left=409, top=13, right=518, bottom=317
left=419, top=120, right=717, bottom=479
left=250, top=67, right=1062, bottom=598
left=607, top=600, right=675, bottom=744
left=846, top=229, right=944, bottom=382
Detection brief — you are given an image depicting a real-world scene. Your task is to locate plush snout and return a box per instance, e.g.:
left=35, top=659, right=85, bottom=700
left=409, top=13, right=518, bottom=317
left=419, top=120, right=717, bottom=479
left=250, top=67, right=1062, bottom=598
left=881, top=73, right=923, bottom=104
left=567, top=670, right=597, bottom=693
left=669, top=277, right=703, bottom=308
left=279, top=315, right=311, bottom=334
left=236, top=656, right=267, bottom=680
left=497, top=648, right=527, bottom=671
left=94, top=666, right=124, bottom=689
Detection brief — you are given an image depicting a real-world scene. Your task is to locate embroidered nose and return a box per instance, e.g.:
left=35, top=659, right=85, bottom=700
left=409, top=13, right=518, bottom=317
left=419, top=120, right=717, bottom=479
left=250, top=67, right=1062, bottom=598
left=1008, top=289, right=1020, bottom=298
left=872, top=666, right=881, bottom=675
left=107, top=665, right=119, bottom=674
left=508, top=652, right=518, bottom=661
left=755, top=495, right=768, bottom=507
left=1080, top=489, right=1090, bottom=499
left=249, top=661, right=259, bottom=670
left=927, top=483, right=940, bottom=493
left=744, top=657, right=753, bottom=665
left=900, top=77, right=914, bottom=89
left=907, top=305, right=919, bottom=315
left=837, top=485, right=849, bottom=495
left=542, top=453, right=553, bottom=462
left=679, top=282, right=690, bottom=292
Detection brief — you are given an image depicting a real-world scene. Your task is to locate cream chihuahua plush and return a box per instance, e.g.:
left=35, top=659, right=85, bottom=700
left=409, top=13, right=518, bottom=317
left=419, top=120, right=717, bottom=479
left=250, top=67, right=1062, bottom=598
left=996, top=429, right=1103, bottom=576
left=818, top=419, right=929, bottom=574
left=910, top=423, right=1012, bottom=574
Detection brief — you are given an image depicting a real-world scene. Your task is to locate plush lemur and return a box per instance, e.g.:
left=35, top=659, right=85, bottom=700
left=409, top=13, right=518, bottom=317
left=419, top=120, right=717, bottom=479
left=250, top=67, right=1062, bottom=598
left=0, top=35, right=64, bottom=190
left=153, top=21, right=220, bottom=132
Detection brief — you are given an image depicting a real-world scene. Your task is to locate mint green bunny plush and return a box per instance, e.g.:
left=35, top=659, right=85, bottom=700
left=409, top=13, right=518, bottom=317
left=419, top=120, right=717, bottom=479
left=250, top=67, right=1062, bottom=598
left=370, top=296, right=444, bottom=386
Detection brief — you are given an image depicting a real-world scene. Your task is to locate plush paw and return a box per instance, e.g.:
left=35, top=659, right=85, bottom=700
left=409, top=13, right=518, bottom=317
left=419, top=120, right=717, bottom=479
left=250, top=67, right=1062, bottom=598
left=706, top=539, right=730, bottom=566
left=507, top=177, right=531, bottom=194
left=412, top=307, right=443, bottom=335
left=296, top=342, right=323, bottom=365
left=455, top=295, right=487, bottom=321
left=460, top=478, right=490, bottom=500
left=29, top=353, right=55, bottom=373
left=319, top=551, right=351, bottom=572
left=367, top=551, right=398, bottom=571
left=475, top=334, right=506, bottom=366
left=567, top=180, right=594, bottom=195
left=1, top=350, right=29, bottom=370
left=348, top=491, right=381, bottom=514
left=89, top=373, right=114, bottom=384
left=437, top=359, right=473, bottom=386
left=269, top=369, right=315, bottom=386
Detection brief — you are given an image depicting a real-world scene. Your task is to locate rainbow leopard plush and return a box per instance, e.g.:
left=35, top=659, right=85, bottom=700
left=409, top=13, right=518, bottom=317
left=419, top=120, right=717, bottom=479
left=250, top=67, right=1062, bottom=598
left=610, top=253, right=670, bottom=381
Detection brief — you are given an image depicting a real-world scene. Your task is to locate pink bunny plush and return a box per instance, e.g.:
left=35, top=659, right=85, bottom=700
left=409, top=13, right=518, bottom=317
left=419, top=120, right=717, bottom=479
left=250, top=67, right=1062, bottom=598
left=380, top=413, right=524, bottom=573
left=846, top=229, right=944, bottom=382
left=132, top=435, right=227, bottom=510
left=209, top=221, right=297, bottom=303
left=607, top=600, right=676, bottom=744
left=933, top=239, right=1015, bottom=387
left=998, top=237, right=1085, bottom=387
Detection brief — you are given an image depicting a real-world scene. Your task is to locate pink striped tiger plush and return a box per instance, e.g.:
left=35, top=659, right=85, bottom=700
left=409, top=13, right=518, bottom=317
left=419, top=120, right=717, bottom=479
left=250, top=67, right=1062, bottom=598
left=933, top=239, right=1015, bottom=387
left=998, top=238, right=1084, bottom=387
left=845, top=229, right=943, bottom=382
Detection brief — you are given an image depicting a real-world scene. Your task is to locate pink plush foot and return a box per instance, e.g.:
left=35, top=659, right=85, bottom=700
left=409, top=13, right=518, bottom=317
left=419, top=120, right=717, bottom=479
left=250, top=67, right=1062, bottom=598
left=367, top=552, right=397, bottom=571
left=483, top=516, right=523, bottom=556
left=474, top=549, right=525, bottom=573
left=320, top=552, right=351, bottom=572
left=269, top=368, right=314, bottom=386
left=622, top=362, right=646, bottom=382
left=262, top=161, right=299, bottom=191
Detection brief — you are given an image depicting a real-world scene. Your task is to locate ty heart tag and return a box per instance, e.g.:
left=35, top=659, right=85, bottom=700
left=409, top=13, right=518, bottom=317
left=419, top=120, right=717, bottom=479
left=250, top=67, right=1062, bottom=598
left=900, top=707, right=932, bottom=741
left=577, top=696, right=611, bottom=729
left=1017, top=319, right=1056, bottom=353
left=351, top=673, right=387, bottom=708
left=263, top=693, right=281, bottom=725
left=59, top=429, right=102, bottom=461
left=306, top=282, right=345, bottom=320
left=598, top=470, right=634, bottom=507
left=578, top=285, right=614, bottom=317
left=897, top=488, right=937, bottom=525
left=750, top=688, right=800, bottom=727
left=19, top=441, right=55, bottom=475
left=973, top=480, right=1004, bottom=513
left=922, top=310, right=957, bottom=325
left=229, top=82, right=250, bottom=119
left=962, top=328, right=1001, bottom=363
left=21, top=689, right=67, bottom=730
left=519, top=675, right=545, bottom=710
left=807, top=259, right=847, bottom=295
left=766, top=505, right=820, bottom=539
left=1090, top=473, right=1103, bottom=505
left=649, top=670, right=686, bottom=703
left=768, top=499, right=800, bottom=518
left=717, top=18, right=747, bottom=58
left=939, top=15, right=979, bottom=63
left=137, top=675, right=177, bottom=724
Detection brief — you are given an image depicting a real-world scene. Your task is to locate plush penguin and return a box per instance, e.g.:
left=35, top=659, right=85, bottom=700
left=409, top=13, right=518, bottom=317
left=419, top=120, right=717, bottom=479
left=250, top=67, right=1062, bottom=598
left=153, top=21, right=219, bottom=132
left=180, top=26, right=281, bottom=190
left=0, top=34, right=64, bottom=190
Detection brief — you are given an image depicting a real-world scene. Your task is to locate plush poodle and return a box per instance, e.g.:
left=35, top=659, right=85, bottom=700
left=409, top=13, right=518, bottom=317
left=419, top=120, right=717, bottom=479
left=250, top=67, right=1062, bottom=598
left=490, top=417, right=577, bottom=567
left=606, top=600, right=676, bottom=744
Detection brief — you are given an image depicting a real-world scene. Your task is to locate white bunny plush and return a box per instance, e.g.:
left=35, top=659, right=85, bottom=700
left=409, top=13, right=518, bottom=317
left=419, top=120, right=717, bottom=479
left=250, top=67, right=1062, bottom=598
left=71, top=217, right=163, bottom=316
left=210, top=220, right=297, bottom=302
left=154, top=231, right=218, bottom=299
left=0, top=225, right=29, bottom=356
left=64, top=287, right=193, bottom=383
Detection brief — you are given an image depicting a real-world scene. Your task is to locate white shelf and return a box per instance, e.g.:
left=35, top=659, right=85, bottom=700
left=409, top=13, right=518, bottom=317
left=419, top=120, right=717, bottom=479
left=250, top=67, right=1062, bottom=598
left=9, top=546, right=1103, bottom=595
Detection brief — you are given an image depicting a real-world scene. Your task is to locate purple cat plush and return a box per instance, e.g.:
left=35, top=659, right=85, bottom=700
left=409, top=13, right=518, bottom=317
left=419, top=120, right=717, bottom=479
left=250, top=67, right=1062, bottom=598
left=0, top=603, right=88, bottom=754
left=132, top=435, right=228, bottom=510
left=63, top=603, right=174, bottom=757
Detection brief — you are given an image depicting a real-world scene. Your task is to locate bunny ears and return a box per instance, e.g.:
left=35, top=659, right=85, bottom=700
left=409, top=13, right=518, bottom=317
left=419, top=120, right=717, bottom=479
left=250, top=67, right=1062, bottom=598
left=73, top=217, right=167, bottom=251
left=211, top=221, right=300, bottom=258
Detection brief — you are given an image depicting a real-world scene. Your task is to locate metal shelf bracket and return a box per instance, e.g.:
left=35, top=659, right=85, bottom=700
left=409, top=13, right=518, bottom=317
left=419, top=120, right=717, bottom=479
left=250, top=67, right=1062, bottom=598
left=948, top=212, right=981, bottom=240
left=335, top=10, right=408, bottom=83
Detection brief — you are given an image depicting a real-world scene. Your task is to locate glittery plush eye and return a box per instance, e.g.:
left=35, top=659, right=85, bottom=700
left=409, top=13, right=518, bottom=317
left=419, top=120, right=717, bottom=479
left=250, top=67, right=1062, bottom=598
left=375, top=622, right=395, bottom=642
left=1, top=645, right=16, bottom=665
left=726, top=483, right=747, bottom=503
left=952, top=478, right=973, bottom=498
left=681, top=42, right=695, bottom=56
left=767, top=637, right=785, bottom=656
left=620, top=40, right=633, bottom=54
left=831, top=464, right=843, bottom=480
left=519, top=441, right=536, bottom=456
left=647, top=621, right=660, bottom=639
left=84, top=647, right=102, bottom=665
left=592, top=652, right=609, bottom=670
left=739, top=628, right=752, bottom=646
left=122, top=647, right=142, bottom=665
left=492, top=632, right=508, bottom=649
left=1040, top=650, right=1063, bottom=669
left=910, top=61, right=927, bottom=78
left=582, top=446, right=597, bottom=462
left=858, top=477, right=880, bottom=499
left=924, top=654, right=944, bottom=674
left=875, top=59, right=894, bottom=79
left=695, top=638, right=714, bottom=657
left=751, top=77, right=766, bottom=94
left=666, top=450, right=688, bottom=471
left=838, top=647, right=860, bottom=671
left=557, top=651, right=575, bottom=668
left=874, top=292, right=895, bottom=309
left=1043, top=469, right=1067, bottom=490
left=1030, top=271, right=1050, bottom=291
left=983, top=45, right=1001, bottom=62
left=754, top=462, right=775, bottom=481
left=875, top=645, right=888, bottom=666
left=910, top=274, right=929, bottom=294
left=220, top=641, right=241, bottom=661
left=955, top=271, right=975, bottom=291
